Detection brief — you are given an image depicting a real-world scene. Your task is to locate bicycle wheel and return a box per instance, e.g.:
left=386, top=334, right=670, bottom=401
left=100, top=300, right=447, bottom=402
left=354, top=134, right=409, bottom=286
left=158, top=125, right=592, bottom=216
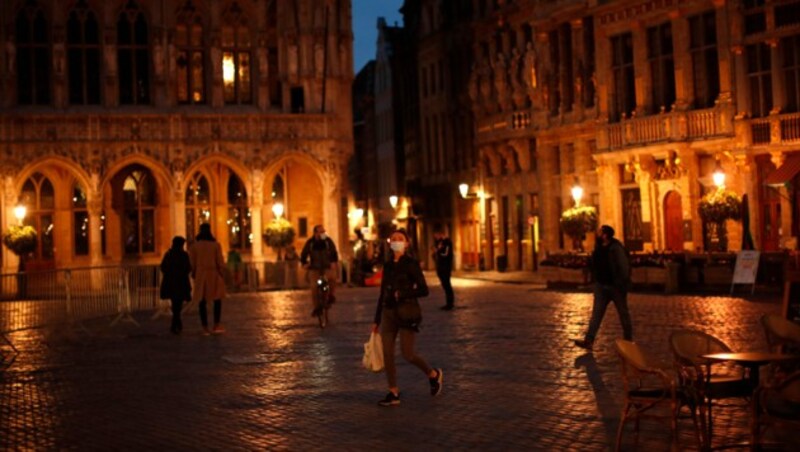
left=317, top=290, right=328, bottom=328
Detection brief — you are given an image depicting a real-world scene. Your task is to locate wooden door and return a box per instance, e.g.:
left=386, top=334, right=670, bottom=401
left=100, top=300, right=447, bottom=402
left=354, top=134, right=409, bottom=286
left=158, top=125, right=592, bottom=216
left=663, top=191, right=684, bottom=251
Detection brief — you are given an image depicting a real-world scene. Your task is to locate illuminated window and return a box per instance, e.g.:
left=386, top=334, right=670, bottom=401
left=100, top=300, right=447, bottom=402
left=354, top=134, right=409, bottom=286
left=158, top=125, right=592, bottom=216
left=117, top=0, right=150, bottom=105
left=186, top=173, right=211, bottom=241
left=16, top=0, right=51, bottom=105
left=72, top=183, right=90, bottom=256
left=227, top=174, right=251, bottom=250
left=67, top=0, right=101, bottom=105
left=118, top=167, right=156, bottom=255
left=222, top=2, right=252, bottom=105
left=19, top=173, right=55, bottom=260
left=176, top=1, right=205, bottom=104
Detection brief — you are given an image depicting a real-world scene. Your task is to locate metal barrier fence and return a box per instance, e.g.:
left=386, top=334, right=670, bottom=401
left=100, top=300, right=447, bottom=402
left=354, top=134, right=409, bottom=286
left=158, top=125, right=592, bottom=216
left=0, top=265, right=162, bottom=357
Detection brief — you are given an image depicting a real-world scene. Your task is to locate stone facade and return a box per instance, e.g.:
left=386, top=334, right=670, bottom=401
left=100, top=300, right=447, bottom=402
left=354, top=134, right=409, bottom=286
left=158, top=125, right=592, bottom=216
left=0, top=0, right=353, bottom=272
left=462, top=0, right=800, bottom=270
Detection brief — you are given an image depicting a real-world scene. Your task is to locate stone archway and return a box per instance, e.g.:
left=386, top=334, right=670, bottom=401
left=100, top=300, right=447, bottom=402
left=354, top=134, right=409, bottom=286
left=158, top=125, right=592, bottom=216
left=663, top=190, right=684, bottom=252
left=263, top=157, right=325, bottom=259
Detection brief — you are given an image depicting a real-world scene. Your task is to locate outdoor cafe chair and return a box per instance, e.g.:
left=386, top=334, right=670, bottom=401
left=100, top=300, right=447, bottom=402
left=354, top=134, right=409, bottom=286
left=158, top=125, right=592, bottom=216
left=751, top=370, right=800, bottom=449
left=760, top=314, right=800, bottom=383
left=669, top=330, right=752, bottom=447
left=614, top=339, right=703, bottom=451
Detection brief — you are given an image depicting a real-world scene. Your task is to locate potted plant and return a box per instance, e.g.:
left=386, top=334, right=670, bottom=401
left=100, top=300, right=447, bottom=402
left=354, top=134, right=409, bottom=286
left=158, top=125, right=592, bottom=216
left=2, top=225, right=37, bottom=298
left=560, top=205, right=598, bottom=251
left=263, top=218, right=296, bottom=261
left=2, top=225, right=37, bottom=270
left=698, top=188, right=741, bottom=252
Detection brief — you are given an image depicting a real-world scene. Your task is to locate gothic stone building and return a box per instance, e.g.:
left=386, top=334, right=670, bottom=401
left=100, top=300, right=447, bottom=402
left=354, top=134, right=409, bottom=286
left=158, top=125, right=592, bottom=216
left=0, top=0, right=353, bottom=273
left=467, top=0, right=800, bottom=271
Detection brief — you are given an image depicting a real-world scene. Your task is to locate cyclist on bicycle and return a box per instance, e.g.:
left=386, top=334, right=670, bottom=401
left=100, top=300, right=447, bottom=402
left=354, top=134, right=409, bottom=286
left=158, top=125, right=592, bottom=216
left=300, top=225, right=339, bottom=317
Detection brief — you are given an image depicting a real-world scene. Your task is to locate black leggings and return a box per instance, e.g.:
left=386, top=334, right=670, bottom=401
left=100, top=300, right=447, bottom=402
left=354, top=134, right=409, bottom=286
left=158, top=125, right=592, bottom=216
left=170, top=297, right=183, bottom=331
left=199, top=299, right=222, bottom=327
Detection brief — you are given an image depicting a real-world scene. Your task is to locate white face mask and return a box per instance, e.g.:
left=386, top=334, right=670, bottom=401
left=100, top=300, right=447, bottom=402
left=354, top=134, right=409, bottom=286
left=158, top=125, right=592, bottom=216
left=319, top=233, right=327, bottom=240
left=390, top=241, right=406, bottom=252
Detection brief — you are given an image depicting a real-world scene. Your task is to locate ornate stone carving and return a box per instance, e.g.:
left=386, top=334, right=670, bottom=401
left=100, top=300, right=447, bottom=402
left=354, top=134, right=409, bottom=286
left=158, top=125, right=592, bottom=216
left=492, top=53, right=510, bottom=111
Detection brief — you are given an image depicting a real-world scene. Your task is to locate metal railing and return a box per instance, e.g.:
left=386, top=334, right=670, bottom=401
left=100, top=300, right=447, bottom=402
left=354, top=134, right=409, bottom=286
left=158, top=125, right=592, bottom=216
left=1, top=265, right=161, bottom=359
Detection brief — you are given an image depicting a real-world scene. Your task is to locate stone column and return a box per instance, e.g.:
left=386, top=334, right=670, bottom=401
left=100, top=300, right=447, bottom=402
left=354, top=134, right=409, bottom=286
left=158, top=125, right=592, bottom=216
left=87, top=197, right=104, bottom=266
left=632, top=23, right=650, bottom=115
left=2, top=173, right=20, bottom=273
left=671, top=12, right=692, bottom=110
left=571, top=19, right=584, bottom=113
left=732, top=45, right=748, bottom=116
left=769, top=39, right=784, bottom=113
left=594, top=26, right=612, bottom=120
left=715, top=0, right=735, bottom=101
left=250, top=170, right=264, bottom=262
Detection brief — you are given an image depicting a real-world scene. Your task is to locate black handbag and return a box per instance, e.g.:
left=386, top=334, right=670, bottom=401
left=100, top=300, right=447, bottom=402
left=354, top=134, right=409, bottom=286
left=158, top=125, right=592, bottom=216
left=395, top=298, right=422, bottom=331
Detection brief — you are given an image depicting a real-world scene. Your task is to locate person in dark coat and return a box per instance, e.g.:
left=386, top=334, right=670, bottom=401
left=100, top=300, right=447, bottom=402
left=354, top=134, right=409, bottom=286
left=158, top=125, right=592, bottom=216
left=371, top=229, right=443, bottom=407
left=160, top=236, right=192, bottom=335
left=432, top=227, right=455, bottom=310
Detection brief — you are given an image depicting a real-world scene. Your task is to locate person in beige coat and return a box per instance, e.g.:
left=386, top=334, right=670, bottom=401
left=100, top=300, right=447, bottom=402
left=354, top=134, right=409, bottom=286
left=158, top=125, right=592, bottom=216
left=189, top=223, right=227, bottom=335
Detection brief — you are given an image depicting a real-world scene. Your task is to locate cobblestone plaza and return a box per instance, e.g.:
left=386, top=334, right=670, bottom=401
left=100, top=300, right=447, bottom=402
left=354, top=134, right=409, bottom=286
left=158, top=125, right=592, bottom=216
left=1, top=278, right=793, bottom=450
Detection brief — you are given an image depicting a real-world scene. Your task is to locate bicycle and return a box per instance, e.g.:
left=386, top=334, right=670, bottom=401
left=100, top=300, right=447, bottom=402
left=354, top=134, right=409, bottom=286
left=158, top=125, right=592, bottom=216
left=314, top=277, right=332, bottom=328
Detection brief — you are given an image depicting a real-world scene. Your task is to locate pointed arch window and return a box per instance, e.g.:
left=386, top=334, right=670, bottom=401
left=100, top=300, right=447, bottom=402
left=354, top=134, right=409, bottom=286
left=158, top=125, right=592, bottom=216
left=222, top=2, right=252, bottom=104
left=227, top=174, right=251, bottom=250
left=16, top=0, right=51, bottom=105
left=117, top=0, right=150, bottom=105
left=186, top=173, right=211, bottom=241
left=20, top=173, right=55, bottom=260
left=176, top=1, right=205, bottom=104
left=67, top=0, right=101, bottom=105
left=120, top=168, right=156, bottom=255
left=72, top=183, right=90, bottom=256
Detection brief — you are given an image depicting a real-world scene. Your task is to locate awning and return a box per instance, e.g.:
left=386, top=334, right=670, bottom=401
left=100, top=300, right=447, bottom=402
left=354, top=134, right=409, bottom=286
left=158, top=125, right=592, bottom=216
left=765, top=154, right=800, bottom=187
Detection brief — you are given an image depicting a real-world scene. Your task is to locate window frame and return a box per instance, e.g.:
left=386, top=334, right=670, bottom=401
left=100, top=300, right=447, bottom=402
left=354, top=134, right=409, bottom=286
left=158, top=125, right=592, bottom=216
left=67, top=0, right=102, bottom=105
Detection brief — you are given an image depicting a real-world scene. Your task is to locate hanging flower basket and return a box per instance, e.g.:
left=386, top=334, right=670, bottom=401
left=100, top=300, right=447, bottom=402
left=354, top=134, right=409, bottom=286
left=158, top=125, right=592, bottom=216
left=560, top=206, right=598, bottom=243
left=698, top=189, right=742, bottom=224
left=2, top=225, right=38, bottom=257
left=263, top=218, right=296, bottom=261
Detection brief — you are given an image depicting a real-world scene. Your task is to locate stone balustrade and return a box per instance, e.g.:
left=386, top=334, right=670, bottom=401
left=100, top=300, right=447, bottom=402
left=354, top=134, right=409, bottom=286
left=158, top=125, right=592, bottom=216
left=601, top=106, right=733, bottom=150
left=0, top=113, right=335, bottom=143
left=747, top=112, right=800, bottom=146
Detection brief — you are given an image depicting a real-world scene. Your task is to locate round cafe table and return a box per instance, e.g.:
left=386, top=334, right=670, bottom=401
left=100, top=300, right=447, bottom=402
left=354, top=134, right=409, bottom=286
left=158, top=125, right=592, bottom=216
left=700, top=352, right=800, bottom=450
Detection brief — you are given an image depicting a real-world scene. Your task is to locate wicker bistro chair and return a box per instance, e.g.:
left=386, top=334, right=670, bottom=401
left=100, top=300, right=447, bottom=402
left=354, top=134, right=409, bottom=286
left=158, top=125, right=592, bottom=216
left=760, top=315, right=800, bottom=382
left=614, top=339, right=703, bottom=451
left=751, top=371, right=800, bottom=449
left=669, top=330, right=752, bottom=446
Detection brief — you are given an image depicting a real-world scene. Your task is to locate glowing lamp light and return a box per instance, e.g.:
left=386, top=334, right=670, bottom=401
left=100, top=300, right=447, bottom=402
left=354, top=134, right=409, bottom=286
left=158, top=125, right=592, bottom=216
left=571, top=183, right=584, bottom=206
left=350, top=208, right=364, bottom=220
left=14, top=205, right=27, bottom=224
left=389, top=195, right=398, bottom=209
left=271, top=202, right=284, bottom=219
left=459, top=183, right=469, bottom=199
left=222, top=54, right=236, bottom=85
left=712, top=162, right=726, bottom=188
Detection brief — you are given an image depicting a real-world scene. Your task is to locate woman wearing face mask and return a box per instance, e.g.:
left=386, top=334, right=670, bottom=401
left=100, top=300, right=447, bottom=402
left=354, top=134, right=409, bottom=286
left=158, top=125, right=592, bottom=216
left=372, top=229, right=443, bottom=406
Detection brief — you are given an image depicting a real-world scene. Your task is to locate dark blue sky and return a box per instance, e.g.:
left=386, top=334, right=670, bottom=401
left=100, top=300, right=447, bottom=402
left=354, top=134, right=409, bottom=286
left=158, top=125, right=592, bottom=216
left=351, top=0, right=404, bottom=73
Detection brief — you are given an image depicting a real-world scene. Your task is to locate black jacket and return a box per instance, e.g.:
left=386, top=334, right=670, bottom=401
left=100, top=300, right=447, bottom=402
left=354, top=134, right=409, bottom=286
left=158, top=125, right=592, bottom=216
left=374, top=255, right=429, bottom=325
left=160, top=248, right=192, bottom=301
left=300, top=237, right=339, bottom=270
left=591, top=238, right=631, bottom=290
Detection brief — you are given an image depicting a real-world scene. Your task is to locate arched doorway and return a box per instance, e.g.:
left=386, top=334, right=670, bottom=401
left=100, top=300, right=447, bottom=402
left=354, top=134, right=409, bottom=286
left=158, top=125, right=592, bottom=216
left=663, top=191, right=684, bottom=252
left=109, top=165, right=158, bottom=258
left=265, top=158, right=324, bottom=255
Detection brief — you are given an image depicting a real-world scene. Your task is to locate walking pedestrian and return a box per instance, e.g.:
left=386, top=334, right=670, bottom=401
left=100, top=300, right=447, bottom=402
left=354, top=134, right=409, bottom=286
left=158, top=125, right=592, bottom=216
left=574, top=225, right=633, bottom=351
left=372, top=229, right=443, bottom=407
left=189, top=223, right=227, bottom=335
left=432, top=227, right=455, bottom=310
left=159, top=236, right=192, bottom=335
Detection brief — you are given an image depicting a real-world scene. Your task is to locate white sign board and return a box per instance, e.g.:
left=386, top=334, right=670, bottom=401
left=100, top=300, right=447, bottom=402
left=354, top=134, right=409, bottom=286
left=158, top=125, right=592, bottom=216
left=732, top=251, right=760, bottom=286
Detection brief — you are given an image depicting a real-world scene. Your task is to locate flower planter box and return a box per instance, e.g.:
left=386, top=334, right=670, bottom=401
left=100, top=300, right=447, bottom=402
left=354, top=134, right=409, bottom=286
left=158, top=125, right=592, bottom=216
left=704, top=266, right=733, bottom=285
left=559, top=268, right=590, bottom=284
left=631, top=267, right=648, bottom=285
left=646, top=268, right=668, bottom=285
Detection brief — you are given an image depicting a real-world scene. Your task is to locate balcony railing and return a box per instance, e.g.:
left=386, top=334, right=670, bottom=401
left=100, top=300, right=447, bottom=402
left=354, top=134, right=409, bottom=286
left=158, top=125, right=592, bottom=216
left=747, top=112, right=800, bottom=146
left=601, top=106, right=732, bottom=150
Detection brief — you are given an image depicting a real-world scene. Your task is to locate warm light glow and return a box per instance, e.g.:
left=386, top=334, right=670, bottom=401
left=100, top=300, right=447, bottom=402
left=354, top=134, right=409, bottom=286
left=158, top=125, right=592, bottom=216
left=272, top=203, right=284, bottom=219
left=350, top=208, right=364, bottom=220
left=459, top=183, right=469, bottom=199
left=223, top=54, right=236, bottom=86
left=14, top=205, right=26, bottom=223
left=712, top=163, right=726, bottom=188
left=571, top=184, right=584, bottom=206
left=389, top=195, right=398, bottom=209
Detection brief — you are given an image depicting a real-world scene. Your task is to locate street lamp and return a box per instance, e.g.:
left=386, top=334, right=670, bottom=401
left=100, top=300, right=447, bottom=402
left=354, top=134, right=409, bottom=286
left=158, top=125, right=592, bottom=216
left=271, top=202, right=284, bottom=219
left=459, top=183, right=469, bottom=199
left=571, top=180, right=584, bottom=206
left=712, top=161, right=726, bottom=188
left=389, top=195, right=398, bottom=209
left=349, top=208, right=364, bottom=220
left=14, top=205, right=26, bottom=225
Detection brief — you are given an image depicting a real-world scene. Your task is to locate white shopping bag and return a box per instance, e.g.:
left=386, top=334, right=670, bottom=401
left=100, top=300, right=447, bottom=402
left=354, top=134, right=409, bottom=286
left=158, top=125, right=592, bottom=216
left=362, top=332, right=384, bottom=372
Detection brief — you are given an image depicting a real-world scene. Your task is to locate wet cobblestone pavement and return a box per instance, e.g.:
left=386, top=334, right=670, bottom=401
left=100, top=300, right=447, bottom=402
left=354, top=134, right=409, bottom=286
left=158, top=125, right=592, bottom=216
left=1, top=278, right=794, bottom=451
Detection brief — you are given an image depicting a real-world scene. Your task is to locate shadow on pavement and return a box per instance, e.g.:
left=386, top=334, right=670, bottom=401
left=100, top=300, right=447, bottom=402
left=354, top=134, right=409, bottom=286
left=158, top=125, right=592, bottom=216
left=575, top=353, right=619, bottom=452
